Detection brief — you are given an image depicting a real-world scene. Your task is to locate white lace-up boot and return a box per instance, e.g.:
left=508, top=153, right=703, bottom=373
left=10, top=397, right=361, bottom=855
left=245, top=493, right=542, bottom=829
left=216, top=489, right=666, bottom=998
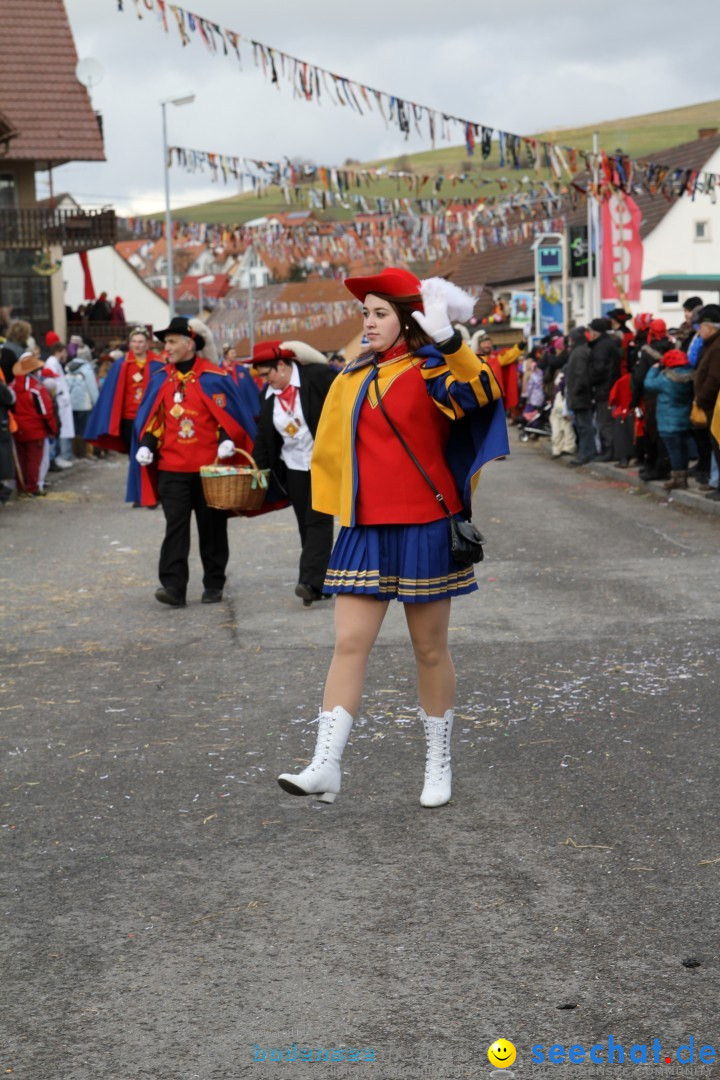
left=419, top=708, right=454, bottom=807
left=277, top=706, right=353, bottom=803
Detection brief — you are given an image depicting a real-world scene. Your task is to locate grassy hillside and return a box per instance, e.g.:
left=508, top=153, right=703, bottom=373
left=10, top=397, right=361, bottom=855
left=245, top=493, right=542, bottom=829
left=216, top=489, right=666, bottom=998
left=162, top=98, right=720, bottom=225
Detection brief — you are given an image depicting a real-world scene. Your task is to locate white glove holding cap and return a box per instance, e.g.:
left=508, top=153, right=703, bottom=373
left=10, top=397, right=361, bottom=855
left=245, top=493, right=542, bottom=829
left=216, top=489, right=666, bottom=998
left=217, top=440, right=236, bottom=460
left=135, top=447, right=153, bottom=466
left=411, top=278, right=477, bottom=344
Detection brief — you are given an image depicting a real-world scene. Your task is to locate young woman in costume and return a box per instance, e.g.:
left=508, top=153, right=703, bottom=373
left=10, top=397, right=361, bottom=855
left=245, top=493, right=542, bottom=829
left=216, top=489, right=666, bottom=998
left=277, top=269, right=508, bottom=807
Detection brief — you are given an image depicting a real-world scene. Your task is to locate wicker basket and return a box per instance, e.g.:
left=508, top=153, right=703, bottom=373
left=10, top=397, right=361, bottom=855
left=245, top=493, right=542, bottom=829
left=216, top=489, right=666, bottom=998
left=200, top=448, right=269, bottom=512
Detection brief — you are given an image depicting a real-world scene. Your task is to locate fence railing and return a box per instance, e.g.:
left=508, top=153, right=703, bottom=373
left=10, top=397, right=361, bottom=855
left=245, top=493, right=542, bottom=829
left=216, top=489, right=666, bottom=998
left=0, top=207, right=117, bottom=253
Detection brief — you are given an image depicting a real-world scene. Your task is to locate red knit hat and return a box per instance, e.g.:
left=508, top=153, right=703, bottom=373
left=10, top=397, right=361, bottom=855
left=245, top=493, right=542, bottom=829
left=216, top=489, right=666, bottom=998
left=648, top=318, right=667, bottom=342
left=45, top=331, right=60, bottom=347
left=344, top=266, right=423, bottom=308
left=660, top=349, right=689, bottom=368
left=634, top=313, right=653, bottom=332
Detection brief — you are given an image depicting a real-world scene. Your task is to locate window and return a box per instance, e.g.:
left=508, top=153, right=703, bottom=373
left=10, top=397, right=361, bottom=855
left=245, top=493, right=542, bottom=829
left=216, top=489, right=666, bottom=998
left=695, top=220, right=711, bottom=242
left=661, top=291, right=679, bottom=305
left=0, top=174, right=16, bottom=209
left=574, top=281, right=586, bottom=311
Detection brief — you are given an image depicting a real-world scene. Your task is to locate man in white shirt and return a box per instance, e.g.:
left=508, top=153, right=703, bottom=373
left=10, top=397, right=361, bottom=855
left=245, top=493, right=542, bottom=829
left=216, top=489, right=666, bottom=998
left=249, top=340, right=337, bottom=606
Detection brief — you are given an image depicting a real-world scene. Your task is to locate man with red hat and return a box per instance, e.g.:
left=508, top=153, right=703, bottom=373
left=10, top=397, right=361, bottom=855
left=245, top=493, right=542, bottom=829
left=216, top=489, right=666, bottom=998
left=131, top=316, right=258, bottom=607
left=247, top=339, right=338, bottom=606
left=10, top=352, right=58, bottom=495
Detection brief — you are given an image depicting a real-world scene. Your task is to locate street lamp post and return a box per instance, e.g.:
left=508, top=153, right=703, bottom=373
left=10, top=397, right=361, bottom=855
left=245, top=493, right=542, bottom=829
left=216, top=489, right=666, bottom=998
left=161, top=93, right=195, bottom=319
left=197, top=274, right=215, bottom=316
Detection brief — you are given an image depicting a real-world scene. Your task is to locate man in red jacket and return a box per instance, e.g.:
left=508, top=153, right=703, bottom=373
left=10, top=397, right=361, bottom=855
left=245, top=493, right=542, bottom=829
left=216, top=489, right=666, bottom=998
left=10, top=352, right=58, bottom=495
left=85, top=326, right=165, bottom=454
left=133, top=317, right=257, bottom=607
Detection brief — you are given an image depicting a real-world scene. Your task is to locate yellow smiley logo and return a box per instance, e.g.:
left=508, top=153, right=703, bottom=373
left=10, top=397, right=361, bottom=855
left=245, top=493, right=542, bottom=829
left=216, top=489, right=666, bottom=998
left=488, top=1039, right=517, bottom=1068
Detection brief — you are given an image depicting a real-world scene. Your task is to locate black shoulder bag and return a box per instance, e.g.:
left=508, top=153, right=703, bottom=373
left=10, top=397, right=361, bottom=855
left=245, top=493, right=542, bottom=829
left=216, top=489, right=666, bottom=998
left=372, top=368, right=484, bottom=566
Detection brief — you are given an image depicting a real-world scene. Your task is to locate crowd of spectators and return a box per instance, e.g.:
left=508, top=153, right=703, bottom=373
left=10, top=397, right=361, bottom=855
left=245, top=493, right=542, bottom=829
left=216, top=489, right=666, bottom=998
left=487, top=298, right=720, bottom=499
left=0, top=314, right=131, bottom=502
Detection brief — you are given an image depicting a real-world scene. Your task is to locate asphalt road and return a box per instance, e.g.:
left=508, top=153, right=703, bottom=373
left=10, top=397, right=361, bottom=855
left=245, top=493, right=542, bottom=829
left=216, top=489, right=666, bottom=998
left=1, top=443, right=718, bottom=1080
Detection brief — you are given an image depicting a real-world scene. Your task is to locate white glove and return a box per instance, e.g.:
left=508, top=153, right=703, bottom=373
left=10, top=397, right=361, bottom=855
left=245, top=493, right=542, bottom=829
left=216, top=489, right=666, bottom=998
left=218, top=440, right=236, bottom=460
left=412, top=277, right=477, bottom=344
left=135, top=447, right=153, bottom=466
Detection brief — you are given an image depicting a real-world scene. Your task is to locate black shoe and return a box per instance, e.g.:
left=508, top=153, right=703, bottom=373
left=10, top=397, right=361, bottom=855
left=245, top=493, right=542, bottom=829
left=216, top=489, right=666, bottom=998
left=568, top=456, right=592, bottom=467
left=201, top=589, right=223, bottom=604
left=597, top=452, right=614, bottom=462
left=704, top=490, right=720, bottom=501
left=616, top=459, right=629, bottom=469
left=294, top=582, right=330, bottom=606
left=155, top=586, right=186, bottom=607
left=640, top=469, right=670, bottom=482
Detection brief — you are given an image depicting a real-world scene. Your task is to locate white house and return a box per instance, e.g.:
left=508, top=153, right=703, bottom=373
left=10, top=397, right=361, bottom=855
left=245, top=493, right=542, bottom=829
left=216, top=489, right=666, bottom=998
left=228, top=247, right=272, bottom=289
left=638, top=141, right=720, bottom=322
left=63, top=244, right=169, bottom=327
left=451, top=132, right=720, bottom=331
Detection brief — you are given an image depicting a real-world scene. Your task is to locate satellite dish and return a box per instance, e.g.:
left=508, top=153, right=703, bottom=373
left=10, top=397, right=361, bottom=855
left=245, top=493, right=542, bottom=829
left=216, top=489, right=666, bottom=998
left=76, top=58, right=104, bottom=91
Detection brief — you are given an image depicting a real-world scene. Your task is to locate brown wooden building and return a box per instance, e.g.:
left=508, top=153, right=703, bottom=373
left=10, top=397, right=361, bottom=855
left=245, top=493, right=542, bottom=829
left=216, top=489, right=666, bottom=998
left=0, top=0, right=115, bottom=340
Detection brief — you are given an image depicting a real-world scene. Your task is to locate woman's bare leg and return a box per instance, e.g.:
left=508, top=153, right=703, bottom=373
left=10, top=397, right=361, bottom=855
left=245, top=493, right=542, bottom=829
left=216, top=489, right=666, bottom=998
left=404, top=599, right=455, bottom=715
left=322, top=594, right=390, bottom=716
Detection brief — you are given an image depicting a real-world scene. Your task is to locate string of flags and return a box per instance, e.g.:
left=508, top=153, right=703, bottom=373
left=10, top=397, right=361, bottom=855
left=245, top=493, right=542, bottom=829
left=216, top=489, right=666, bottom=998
left=117, top=210, right=570, bottom=266
left=118, top=0, right=720, bottom=200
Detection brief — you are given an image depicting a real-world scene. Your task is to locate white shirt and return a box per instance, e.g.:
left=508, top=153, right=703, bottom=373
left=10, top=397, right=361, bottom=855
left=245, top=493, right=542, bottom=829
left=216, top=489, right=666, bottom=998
left=43, top=355, right=75, bottom=438
left=267, top=362, right=314, bottom=471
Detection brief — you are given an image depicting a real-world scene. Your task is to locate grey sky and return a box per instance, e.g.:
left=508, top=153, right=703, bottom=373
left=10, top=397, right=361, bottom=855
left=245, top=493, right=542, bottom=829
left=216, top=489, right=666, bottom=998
left=48, top=0, right=719, bottom=215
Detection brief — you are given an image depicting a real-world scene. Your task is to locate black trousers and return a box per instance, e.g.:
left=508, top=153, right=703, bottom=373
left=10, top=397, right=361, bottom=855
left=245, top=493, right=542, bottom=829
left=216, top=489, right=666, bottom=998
left=120, top=418, right=134, bottom=452
left=286, top=467, right=334, bottom=593
left=157, top=471, right=229, bottom=596
left=691, top=425, right=712, bottom=476
left=594, top=399, right=614, bottom=455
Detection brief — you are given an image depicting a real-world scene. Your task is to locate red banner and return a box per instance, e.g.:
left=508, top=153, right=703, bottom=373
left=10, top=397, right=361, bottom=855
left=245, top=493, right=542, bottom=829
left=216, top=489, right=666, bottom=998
left=601, top=193, right=643, bottom=301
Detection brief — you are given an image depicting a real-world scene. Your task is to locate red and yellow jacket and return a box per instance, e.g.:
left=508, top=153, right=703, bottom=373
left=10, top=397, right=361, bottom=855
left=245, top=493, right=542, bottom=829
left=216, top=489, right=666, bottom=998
left=312, top=334, right=508, bottom=528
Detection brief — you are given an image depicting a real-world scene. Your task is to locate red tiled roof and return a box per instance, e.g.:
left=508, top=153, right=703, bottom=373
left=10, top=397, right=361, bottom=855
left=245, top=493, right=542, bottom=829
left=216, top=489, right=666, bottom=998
left=175, top=274, right=231, bottom=300
left=0, top=0, right=105, bottom=164
left=115, top=240, right=147, bottom=261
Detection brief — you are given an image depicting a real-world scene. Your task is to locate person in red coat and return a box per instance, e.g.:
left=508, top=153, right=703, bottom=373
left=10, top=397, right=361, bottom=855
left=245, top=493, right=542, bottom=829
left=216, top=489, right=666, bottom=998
left=85, top=326, right=165, bottom=454
left=10, top=353, right=58, bottom=495
left=471, top=330, right=523, bottom=417
left=608, top=371, right=635, bottom=466
left=133, top=317, right=257, bottom=608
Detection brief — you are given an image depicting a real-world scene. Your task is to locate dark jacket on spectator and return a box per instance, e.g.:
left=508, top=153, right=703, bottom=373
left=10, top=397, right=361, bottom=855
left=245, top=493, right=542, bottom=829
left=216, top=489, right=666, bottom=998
left=630, top=339, right=672, bottom=408
left=589, top=332, right=622, bottom=401
left=565, top=343, right=594, bottom=411
left=694, top=329, right=720, bottom=416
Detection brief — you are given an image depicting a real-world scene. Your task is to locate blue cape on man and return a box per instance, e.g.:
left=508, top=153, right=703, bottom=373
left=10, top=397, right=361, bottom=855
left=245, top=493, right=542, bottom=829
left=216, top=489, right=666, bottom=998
left=85, top=354, right=165, bottom=453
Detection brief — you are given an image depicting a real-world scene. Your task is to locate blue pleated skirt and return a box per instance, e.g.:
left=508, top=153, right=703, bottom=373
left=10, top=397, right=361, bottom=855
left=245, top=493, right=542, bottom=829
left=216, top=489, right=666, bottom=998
left=323, top=517, right=478, bottom=603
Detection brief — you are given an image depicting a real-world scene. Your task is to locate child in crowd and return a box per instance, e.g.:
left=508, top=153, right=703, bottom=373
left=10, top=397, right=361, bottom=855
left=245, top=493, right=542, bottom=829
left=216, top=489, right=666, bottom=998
left=10, top=352, right=58, bottom=495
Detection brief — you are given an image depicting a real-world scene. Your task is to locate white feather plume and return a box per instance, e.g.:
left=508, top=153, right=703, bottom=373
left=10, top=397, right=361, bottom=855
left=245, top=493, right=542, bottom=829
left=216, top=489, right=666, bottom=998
left=470, top=329, right=488, bottom=353
left=420, top=277, right=477, bottom=322
left=189, top=317, right=218, bottom=364
left=281, top=339, right=328, bottom=365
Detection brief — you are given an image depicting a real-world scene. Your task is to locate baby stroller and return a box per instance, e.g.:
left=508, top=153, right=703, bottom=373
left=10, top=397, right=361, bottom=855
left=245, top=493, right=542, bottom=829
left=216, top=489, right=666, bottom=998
left=518, top=364, right=551, bottom=441
left=518, top=399, right=552, bottom=442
